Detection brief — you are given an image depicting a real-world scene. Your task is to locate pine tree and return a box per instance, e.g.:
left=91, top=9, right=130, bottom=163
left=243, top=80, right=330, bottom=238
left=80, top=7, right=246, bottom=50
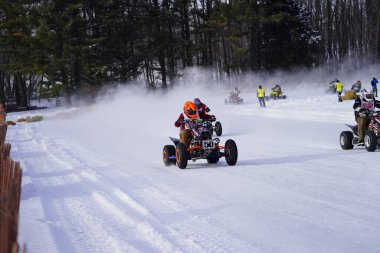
left=260, top=0, right=320, bottom=69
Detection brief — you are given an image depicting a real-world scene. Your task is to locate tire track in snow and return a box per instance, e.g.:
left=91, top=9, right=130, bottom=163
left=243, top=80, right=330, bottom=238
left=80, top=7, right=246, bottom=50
left=10, top=123, right=138, bottom=252
left=137, top=187, right=258, bottom=253
left=54, top=196, right=140, bottom=253
left=26, top=128, right=210, bottom=252
left=93, top=191, right=182, bottom=253
left=47, top=147, right=207, bottom=252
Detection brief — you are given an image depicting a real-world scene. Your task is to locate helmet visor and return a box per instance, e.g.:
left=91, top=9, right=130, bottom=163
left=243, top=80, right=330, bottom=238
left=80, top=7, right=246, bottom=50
left=186, top=108, right=196, bottom=115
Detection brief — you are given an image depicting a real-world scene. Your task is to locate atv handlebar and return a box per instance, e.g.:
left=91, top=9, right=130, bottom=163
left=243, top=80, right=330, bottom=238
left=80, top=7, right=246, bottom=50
left=179, top=119, right=215, bottom=128
left=358, top=110, right=380, bottom=117
left=180, top=118, right=216, bottom=124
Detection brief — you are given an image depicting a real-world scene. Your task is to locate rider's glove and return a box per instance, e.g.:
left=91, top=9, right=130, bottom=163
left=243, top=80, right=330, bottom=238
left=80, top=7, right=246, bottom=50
left=358, top=109, right=369, bottom=117
left=210, top=115, right=216, bottom=121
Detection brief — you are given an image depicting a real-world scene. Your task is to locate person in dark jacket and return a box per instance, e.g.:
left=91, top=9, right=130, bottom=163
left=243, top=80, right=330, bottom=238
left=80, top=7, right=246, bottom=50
left=353, top=89, right=380, bottom=142
left=194, top=98, right=211, bottom=119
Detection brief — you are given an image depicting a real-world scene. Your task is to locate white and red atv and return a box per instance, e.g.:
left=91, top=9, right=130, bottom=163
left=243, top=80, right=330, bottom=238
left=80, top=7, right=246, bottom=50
left=340, top=110, right=380, bottom=152
left=163, top=119, right=238, bottom=169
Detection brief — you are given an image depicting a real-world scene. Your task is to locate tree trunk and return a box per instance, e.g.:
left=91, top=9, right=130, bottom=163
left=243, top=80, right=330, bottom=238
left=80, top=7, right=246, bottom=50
left=0, top=71, right=5, bottom=104
left=15, top=75, right=29, bottom=108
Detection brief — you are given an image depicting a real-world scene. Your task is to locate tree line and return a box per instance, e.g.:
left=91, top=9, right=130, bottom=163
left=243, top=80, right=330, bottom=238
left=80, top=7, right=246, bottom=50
left=0, top=0, right=378, bottom=108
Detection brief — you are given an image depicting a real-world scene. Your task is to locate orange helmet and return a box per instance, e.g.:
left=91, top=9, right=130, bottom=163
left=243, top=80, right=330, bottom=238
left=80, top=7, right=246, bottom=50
left=183, top=101, right=197, bottom=118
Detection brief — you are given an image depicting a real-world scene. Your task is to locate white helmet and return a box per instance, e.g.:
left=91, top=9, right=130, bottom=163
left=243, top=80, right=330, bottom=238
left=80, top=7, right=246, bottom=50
left=360, top=89, right=374, bottom=102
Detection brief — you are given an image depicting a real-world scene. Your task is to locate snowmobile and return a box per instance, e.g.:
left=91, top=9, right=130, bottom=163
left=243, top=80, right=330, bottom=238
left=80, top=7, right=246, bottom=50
left=225, top=94, right=243, bottom=104
left=163, top=119, right=238, bottom=169
left=264, top=90, right=287, bottom=101
left=340, top=110, right=380, bottom=152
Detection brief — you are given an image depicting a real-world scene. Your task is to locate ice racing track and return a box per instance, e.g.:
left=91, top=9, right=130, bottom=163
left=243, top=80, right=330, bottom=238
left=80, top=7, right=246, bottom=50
left=7, top=93, right=380, bottom=253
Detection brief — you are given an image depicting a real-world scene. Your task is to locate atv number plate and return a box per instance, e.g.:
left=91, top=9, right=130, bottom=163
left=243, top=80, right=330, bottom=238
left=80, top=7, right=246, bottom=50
left=202, top=140, right=215, bottom=149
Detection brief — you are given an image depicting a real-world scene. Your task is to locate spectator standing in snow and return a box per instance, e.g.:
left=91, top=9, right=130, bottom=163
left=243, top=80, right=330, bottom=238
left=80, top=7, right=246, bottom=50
left=257, top=86, right=266, bottom=107
left=371, top=77, right=378, bottom=97
left=335, top=80, right=343, bottom=102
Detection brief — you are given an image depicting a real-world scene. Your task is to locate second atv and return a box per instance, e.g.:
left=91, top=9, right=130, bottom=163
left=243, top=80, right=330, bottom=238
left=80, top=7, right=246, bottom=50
left=340, top=110, right=380, bottom=152
left=225, top=94, right=243, bottom=104
left=265, top=84, right=287, bottom=101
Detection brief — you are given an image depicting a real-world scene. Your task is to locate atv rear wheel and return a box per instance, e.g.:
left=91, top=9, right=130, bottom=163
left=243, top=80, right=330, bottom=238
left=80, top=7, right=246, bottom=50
left=215, top=121, right=222, bottom=136
left=224, top=139, right=238, bottom=166
left=364, top=131, right=378, bottom=152
left=176, top=143, right=188, bottom=169
left=163, top=145, right=176, bottom=166
left=340, top=131, right=354, bottom=150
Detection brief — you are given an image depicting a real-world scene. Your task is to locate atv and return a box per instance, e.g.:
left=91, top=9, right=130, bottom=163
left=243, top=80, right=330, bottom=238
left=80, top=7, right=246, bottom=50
left=225, top=94, right=243, bottom=104
left=340, top=110, right=380, bottom=152
left=264, top=90, right=287, bottom=101
left=163, top=119, right=238, bottom=169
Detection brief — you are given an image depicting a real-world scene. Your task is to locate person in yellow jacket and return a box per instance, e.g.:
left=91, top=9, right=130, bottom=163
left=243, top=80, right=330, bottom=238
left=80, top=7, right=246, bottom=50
left=257, top=86, right=266, bottom=107
left=335, top=79, right=343, bottom=102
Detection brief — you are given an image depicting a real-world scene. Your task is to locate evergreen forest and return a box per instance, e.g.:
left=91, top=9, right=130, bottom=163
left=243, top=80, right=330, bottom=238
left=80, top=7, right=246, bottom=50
left=0, top=0, right=379, bottom=108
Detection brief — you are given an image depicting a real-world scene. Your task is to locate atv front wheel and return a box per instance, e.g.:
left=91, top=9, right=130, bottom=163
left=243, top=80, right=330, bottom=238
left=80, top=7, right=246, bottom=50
left=224, top=139, right=238, bottom=165
left=364, top=131, right=377, bottom=152
left=163, top=145, right=176, bottom=166
left=176, top=143, right=188, bottom=169
left=215, top=121, right=222, bottom=136
left=340, top=131, right=354, bottom=150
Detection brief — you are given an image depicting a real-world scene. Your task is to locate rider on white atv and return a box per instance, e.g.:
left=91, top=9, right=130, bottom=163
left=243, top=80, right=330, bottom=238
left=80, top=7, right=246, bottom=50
left=353, top=89, right=380, bottom=143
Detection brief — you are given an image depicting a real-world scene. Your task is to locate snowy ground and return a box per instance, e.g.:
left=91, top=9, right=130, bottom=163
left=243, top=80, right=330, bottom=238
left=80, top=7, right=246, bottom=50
left=6, top=88, right=380, bottom=253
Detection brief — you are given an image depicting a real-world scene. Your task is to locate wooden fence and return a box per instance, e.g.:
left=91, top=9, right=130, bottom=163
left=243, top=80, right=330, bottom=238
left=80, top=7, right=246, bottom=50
left=0, top=124, right=24, bottom=253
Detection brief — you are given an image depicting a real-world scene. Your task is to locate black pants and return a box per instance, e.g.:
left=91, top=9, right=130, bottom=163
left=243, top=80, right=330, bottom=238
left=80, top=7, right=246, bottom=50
left=337, top=91, right=342, bottom=101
